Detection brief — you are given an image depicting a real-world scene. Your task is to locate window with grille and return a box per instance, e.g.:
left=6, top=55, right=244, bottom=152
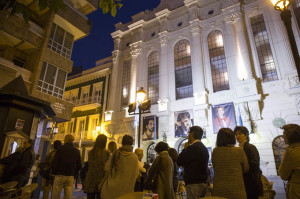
left=250, top=14, right=278, bottom=82
left=208, top=30, right=230, bottom=92
left=121, top=60, right=131, bottom=108
left=37, top=61, right=67, bottom=99
left=48, top=24, right=74, bottom=59
left=148, top=51, right=159, bottom=104
left=174, top=40, right=193, bottom=100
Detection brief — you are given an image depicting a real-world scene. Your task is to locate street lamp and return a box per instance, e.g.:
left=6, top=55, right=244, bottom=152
left=270, top=0, right=300, bottom=81
left=128, top=87, right=151, bottom=147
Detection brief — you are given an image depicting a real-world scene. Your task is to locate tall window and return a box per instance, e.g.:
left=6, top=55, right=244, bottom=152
left=208, top=30, right=230, bottom=92
left=250, top=14, right=278, bottom=82
left=37, top=61, right=67, bottom=99
left=93, top=86, right=102, bottom=103
left=121, top=60, right=131, bottom=108
left=148, top=51, right=159, bottom=104
left=174, top=40, right=193, bottom=100
left=48, top=24, right=74, bottom=59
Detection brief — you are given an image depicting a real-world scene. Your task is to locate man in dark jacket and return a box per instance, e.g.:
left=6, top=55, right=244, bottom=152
left=177, top=126, right=209, bottom=199
left=51, top=135, right=81, bottom=199
left=10, top=139, right=36, bottom=188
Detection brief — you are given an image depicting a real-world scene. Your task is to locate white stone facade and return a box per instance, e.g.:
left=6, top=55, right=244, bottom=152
left=107, top=0, right=300, bottom=194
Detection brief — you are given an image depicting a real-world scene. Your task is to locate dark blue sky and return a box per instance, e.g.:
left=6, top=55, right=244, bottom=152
left=71, top=0, right=160, bottom=70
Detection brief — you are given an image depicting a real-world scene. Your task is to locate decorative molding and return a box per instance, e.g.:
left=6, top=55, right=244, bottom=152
left=224, top=13, right=242, bottom=23
left=158, top=98, right=169, bottom=112
left=194, top=108, right=208, bottom=127
left=288, top=75, right=300, bottom=89
left=194, top=92, right=207, bottom=105
left=112, top=50, right=119, bottom=64
left=190, top=20, right=201, bottom=35
left=221, top=0, right=239, bottom=9
left=238, top=102, right=250, bottom=122
left=248, top=100, right=261, bottom=121
left=295, top=94, right=300, bottom=114
left=159, top=31, right=168, bottom=46
left=130, top=41, right=143, bottom=57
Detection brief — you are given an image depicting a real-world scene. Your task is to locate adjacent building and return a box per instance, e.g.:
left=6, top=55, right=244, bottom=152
left=0, top=0, right=98, bottom=156
left=107, top=0, right=300, bottom=194
left=52, top=56, right=112, bottom=161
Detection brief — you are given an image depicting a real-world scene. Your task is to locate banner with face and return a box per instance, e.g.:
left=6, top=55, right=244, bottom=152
left=212, top=102, right=236, bottom=134
left=174, top=110, right=194, bottom=138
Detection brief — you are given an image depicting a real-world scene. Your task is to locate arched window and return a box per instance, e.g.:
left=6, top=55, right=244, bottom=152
left=148, top=51, right=159, bottom=104
left=272, top=135, right=288, bottom=174
left=208, top=30, right=230, bottom=92
left=174, top=40, right=193, bottom=100
left=147, top=142, right=156, bottom=164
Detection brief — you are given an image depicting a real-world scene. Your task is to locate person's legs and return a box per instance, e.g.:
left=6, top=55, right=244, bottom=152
left=42, top=178, right=52, bottom=199
left=186, top=183, right=206, bottom=199
left=52, top=176, right=64, bottom=199
left=63, top=176, right=74, bottom=199
left=87, top=193, right=95, bottom=199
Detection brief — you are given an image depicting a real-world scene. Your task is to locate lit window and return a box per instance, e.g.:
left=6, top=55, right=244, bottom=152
left=37, top=61, right=66, bottom=99
left=174, top=40, right=193, bottom=100
left=250, top=14, right=278, bottom=82
left=48, top=24, right=74, bottom=59
left=148, top=51, right=159, bottom=104
left=121, top=60, right=131, bottom=108
left=208, top=30, right=230, bottom=92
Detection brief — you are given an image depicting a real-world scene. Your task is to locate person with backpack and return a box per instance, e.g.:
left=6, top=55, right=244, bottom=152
left=41, top=140, right=62, bottom=199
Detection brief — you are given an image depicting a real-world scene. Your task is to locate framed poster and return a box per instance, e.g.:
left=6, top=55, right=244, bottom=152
left=212, top=102, right=236, bottom=134
left=142, top=116, right=158, bottom=141
left=175, top=110, right=194, bottom=138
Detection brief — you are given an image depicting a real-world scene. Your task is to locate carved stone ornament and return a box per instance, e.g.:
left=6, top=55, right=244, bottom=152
left=158, top=99, right=168, bottom=112
left=248, top=100, right=261, bottom=121
left=295, top=94, right=300, bottom=114
left=130, top=42, right=142, bottom=57
left=224, top=13, right=242, bottom=23
left=288, top=75, right=300, bottom=88
left=159, top=32, right=168, bottom=46
left=194, top=109, right=208, bottom=127
left=190, top=24, right=201, bottom=35
left=221, top=0, right=239, bottom=9
left=112, top=50, right=119, bottom=64
left=238, top=102, right=250, bottom=122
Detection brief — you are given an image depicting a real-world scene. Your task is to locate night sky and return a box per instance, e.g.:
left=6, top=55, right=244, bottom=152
left=71, top=0, right=161, bottom=70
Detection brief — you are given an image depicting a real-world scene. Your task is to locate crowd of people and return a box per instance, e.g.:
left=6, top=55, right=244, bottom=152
left=0, top=123, right=299, bottom=199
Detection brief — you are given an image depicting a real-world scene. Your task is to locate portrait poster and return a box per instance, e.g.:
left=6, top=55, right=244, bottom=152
left=142, top=115, right=158, bottom=141
left=212, top=102, right=236, bottom=134
left=15, top=119, right=25, bottom=131
left=175, top=110, right=194, bottom=138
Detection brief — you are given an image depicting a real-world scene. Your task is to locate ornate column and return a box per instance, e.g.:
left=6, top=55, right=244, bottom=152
left=129, top=41, right=142, bottom=104
left=109, top=49, right=120, bottom=111
left=224, top=15, right=240, bottom=86
left=158, top=31, right=169, bottom=112
left=234, top=13, right=253, bottom=80
left=190, top=19, right=207, bottom=105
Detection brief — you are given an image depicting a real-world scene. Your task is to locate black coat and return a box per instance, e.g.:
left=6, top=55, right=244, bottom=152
left=51, top=142, right=81, bottom=177
left=243, top=142, right=264, bottom=199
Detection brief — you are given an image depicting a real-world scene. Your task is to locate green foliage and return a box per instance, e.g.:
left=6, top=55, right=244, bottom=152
left=99, top=0, right=123, bottom=17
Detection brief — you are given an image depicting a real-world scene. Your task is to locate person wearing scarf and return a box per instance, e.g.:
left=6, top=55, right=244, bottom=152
left=100, top=135, right=139, bottom=199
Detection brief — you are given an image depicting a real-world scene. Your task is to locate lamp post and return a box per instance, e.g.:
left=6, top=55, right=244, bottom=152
left=128, top=87, right=151, bottom=147
left=270, top=0, right=300, bottom=81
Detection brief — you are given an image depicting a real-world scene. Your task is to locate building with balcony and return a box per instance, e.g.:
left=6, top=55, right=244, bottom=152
left=107, top=0, right=300, bottom=195
left=0, top=0, right=98, bottom=156
left=52, top=56, right=112, bottom=161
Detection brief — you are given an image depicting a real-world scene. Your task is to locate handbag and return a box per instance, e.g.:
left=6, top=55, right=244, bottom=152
left=144, top=157, right=161, bottom=192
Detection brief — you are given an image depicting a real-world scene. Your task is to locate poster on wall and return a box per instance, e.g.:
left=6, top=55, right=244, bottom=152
left=142, top=116, right=159, bottom=141
left=175, top=110, right=194, bottom=138
left=212, top=102, right=236, bottom=134
left=15, top=119, right=25, bottom=131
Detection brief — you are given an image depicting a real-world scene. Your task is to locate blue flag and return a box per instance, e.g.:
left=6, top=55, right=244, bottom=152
left=238, top=106, right=243, bottom=126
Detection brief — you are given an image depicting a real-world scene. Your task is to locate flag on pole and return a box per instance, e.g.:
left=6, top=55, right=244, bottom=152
left=134, top=106, right=139, bottom=128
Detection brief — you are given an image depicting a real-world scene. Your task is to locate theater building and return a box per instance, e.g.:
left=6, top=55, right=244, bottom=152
left=106, top=0, right=300, bottom=194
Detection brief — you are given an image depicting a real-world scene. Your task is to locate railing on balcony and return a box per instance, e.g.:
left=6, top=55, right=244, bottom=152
left=66, top=95, right=101, bottom=106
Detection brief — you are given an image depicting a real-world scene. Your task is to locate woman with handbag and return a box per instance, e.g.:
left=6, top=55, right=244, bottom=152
left=147, top=142, right=175, bottom=199
left=84, top=134, right=110, bottom=199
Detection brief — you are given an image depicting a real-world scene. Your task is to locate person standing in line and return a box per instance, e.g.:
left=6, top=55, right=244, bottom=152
left=279, top=124, right=300, bottom=199
left=234, top=126, right=263, bottom=199
left=84, top=134, right=110, bottom=199
left=42, top=140, right=62, bottom=199
left=148, top=142, right=175, bottom=199
left=177, top=126, right=209, bottom=199
left=168, top=148, right=179, bottom=194
left=134, top=148, right=146, bottom=192
left=100, top=135, right=139, bottom=199
left=10, top=138, right=36, bottom=188
left=107, top=141, right=117, bottom=154
left=212, top=128, right=249, bottom=199
left=51, top=135, right=81, bottom=199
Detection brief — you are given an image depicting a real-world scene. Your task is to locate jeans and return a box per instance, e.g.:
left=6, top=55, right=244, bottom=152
left=51, top=175, right=74, bottom=199
left=186, top=183, right=206, bottom=199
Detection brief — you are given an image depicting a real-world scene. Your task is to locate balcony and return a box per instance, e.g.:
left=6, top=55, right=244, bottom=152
left=66, top=95, right=102, bottom=107
left=53, top=130, right=98, bottom=142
